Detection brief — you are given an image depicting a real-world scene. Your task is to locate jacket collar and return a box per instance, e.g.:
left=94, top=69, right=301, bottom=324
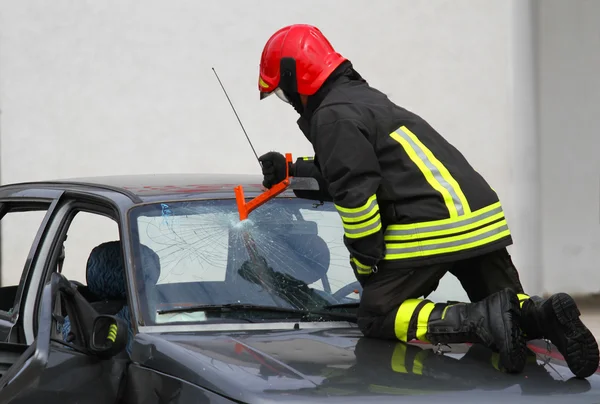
left=296, top=61, right=364, bottom=139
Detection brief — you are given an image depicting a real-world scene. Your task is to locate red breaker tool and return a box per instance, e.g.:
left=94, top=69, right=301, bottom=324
left=234, top=153, right=293, bottom=220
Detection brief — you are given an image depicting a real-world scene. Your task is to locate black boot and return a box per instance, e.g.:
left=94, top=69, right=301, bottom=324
left=521, top=293, right=599, bottom=379
left=425, top=288, right=527, bottom=373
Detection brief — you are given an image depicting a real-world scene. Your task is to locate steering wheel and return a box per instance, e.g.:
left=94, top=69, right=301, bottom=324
left=332, top=281, right=362, bottom=301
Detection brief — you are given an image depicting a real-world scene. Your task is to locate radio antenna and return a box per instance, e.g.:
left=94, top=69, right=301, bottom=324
left=212, top=67, right=261, bottom=166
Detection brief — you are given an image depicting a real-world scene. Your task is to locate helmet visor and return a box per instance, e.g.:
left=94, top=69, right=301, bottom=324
left=259, top=87, right=290, bottom=104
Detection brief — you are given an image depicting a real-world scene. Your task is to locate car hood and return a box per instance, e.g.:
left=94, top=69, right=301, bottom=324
left=131, top=327, right=600, bottom=403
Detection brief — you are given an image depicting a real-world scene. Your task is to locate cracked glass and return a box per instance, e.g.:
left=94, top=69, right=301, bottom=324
left=128, top=198, right=360, bottom=326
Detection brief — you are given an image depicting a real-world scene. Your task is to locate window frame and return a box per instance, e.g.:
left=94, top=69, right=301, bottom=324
left=0, top=196, right=63, bottom=345
left=31, top=198, right=121, bottom=340
left=0, top=199, right=58, bottom=323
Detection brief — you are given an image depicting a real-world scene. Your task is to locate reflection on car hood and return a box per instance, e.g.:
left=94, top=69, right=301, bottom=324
left=131, top=327, right=600, bottom=403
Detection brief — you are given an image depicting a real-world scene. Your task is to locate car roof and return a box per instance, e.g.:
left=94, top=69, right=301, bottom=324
left=0, top=173, right=282, bottom=206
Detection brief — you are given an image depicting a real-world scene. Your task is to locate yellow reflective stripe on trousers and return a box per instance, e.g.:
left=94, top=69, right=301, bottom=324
left=385, top=202, right=504, bottom=241
left=390, top=126, right=470, bottom=217
left=391, top=343, right=408, bottom=373
left=412, top=350, right=428, bottom=375
left=368, top=384, right=432, bottom=396
left=391, top=343, right=428, bottom=375
left=395, top=300, right=435, bottom=343
left=351, top=257, right=372, bottom=275
left=385, top=219, right=510, bottom=260
left=342, top=212, right=382, bottom=239
left=491, top=353, right=500, bottom=371
left=394, top=299, right=424, bottom=342
left=416, top=302, right=435, bottom=342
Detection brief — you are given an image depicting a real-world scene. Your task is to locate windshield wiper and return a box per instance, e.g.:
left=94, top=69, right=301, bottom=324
left=323, top=302, right=360, bottom=309
left=157, top=303, right=357, bottom=322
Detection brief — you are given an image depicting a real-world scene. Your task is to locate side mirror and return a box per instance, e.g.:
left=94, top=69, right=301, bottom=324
left=89, top=315, right=128, bottom=359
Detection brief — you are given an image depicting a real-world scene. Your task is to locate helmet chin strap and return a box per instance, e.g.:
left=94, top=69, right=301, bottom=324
left=286, top=91, right=304, bottom=115
left=279, top=57, right=304, bottom=115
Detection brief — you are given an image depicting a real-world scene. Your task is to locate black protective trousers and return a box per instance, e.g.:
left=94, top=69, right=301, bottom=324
left=356, top=248, right=526, bottom=339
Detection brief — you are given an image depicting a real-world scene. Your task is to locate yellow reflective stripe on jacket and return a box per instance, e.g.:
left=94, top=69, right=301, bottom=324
left=384, top=219, right=510, bottom=260
left=341, top=203, right=380, bottom=224
left=336, top=195, right=382, bottom=239
left=343, top=215, right=382, bottom=238
left=385, top=202, right=504, bottom=241
left=517, top=293, right=530, bottom=308
left=301, top=156, right=314, bottom=161
left=351, top=257, right=372, bottom=275
left=335, top=195, right=377, bottom=219
left=390, top=126, right=470, bottom=217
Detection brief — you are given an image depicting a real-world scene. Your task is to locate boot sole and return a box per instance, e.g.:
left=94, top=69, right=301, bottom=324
left=499, top=291, right=527, bottom=373
left=550, top=293, right=600, bottom=378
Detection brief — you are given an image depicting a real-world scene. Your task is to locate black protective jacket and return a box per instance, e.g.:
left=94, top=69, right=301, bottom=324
left=292, top=62, right=512, bottom=271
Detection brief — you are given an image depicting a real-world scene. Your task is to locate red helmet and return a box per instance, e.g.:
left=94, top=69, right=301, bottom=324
left=258, top=24, right=347, bottom=102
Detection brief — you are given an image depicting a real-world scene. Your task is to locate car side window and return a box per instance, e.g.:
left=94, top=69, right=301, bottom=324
left=0, top=207, right=50, bottom=316
left=51, top=209, right=126, bottom=350
left=60, top=211, right=120, bottom=285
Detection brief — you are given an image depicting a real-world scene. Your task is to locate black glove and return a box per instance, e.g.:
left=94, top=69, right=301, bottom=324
left=239, top=256, right=308, bottom=292
left=238, top=256, right=273, bottom=285
left=238, top=256, right=331, bottom=308
left=349, top=255, right=375, bottom=287
left=258, top=152, right=295, bottom=189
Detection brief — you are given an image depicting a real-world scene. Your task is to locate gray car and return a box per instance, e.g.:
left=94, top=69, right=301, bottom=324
left=0, top=174, right=597, bottom=403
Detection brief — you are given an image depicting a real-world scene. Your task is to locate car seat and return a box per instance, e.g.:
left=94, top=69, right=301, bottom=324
left=62, top=241, right=161, bottom=355
left=276, top=233, right=331, bottom=289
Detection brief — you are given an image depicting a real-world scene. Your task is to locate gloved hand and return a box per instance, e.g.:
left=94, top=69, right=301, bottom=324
left=238, top=255, right=333, bottom=308
left=349, top=255, right=375, bottom=287
left=258, top=151, right=295, bottom=189
left=239, top=256, right=308, bottom=292
left=238, top=255, right=273, bottom=285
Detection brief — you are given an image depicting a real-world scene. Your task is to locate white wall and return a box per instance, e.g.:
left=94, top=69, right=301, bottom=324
left=537, top=0, right=600, bottom=295
left=0, top=0, right=596, bottom=298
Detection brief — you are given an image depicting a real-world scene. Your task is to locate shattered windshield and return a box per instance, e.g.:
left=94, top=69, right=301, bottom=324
left=128, top=198, right=361, bottom=326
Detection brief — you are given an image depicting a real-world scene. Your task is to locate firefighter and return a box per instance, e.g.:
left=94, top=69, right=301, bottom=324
left=256, top=24, right=599, bottom=377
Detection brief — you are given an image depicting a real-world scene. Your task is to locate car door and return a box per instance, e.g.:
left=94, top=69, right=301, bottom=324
left=0, top=197, right=62, bottom=343
left=0, top=196, right=129, bottom=403
left=0, top=272, right=129, bottom=403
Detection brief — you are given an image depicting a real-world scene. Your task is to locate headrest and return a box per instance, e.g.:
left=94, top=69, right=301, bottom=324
left=86, top=241, right=161, bottom=300
left=277, top=234, right=330, bottom=284
left=137, top=243, right=161, bottom=286
left=86, top=241, right=127, bottom=300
